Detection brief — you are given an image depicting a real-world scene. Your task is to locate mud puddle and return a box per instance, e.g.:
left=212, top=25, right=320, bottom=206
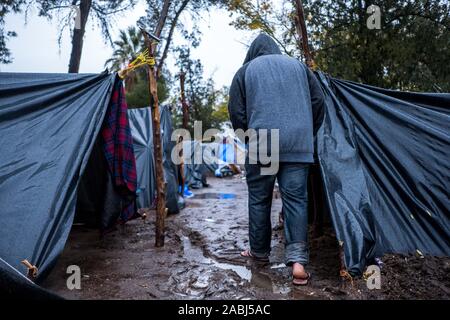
left=179, top=231, right=293, bottom=296
left=193, top=192, right=236, bottom=199
left=181, top=235, right=252, bottom=281
left=42, top=176, right=450, bottom=300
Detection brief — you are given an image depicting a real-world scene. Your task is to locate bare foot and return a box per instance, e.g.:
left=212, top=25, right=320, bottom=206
left=292, top=262, right=310, bottom=285
left=240, top=249, right=269, bottom=262
left=240, top=249, right=252, bottom=257
left=292, top=262, right=306, bottom=277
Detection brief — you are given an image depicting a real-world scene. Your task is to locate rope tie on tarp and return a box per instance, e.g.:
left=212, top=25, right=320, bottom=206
left=340, top=269, right=354, bottom=285
left=21, top=259, right=38, bottom=279
left=362, top=269, right=374, bottom=281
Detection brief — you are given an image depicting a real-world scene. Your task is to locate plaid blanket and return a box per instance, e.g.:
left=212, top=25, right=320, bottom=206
left=101, top=78, right=137, bottom=222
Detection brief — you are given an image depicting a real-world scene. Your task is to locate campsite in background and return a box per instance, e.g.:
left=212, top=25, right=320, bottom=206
left=0, top=0, right=449, bottom=303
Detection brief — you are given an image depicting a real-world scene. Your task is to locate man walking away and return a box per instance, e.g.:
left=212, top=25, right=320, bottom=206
left=228, top=33, right=325, bottom=285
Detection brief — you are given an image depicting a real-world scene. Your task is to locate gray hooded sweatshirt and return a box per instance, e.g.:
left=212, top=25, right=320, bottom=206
left=228, top=33, right=325, bottom=163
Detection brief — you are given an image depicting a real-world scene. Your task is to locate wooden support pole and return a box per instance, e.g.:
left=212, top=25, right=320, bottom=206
left=293, top=0, right=314, bottom=68
left=293, top=0, right=322, bottom=238
left=293, top=0, right=348, bottom=280
left=179, top=71, right=189, bottom=130
left=142, top=31, right=167, bottom=248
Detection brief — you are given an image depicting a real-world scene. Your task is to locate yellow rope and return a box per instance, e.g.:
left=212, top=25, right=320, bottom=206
left=340, top=269, right=354, bottom=286
left=363, top=269, right=375, bottom=281
left=118, top=48, right=156, bottom=79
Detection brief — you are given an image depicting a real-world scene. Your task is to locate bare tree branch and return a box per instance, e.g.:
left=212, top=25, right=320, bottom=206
left=157, top=0, right=190, bottom=78
left=154, top=0, right=171, bottom=38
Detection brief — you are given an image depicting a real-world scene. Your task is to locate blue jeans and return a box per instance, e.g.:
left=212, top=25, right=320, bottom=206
left=245, top=162, right=310, bottom=265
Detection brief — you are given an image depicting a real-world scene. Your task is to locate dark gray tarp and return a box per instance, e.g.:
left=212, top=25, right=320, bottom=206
left=128, top=108, right=217, bottom=197
left=74, top=135, right=124, bottom=230
left=0, top=72, right=116, bottom=280
left=128, top=107, right=156, bottom=209
left=0, top=258, right=61, bottom=299
left=316, top=72, right=450, bottom=275
left=128, top=105, right=180, bottom=214
left=160, top=105, right=181, bottom=214
left=183, top=140, right=218, bottom=189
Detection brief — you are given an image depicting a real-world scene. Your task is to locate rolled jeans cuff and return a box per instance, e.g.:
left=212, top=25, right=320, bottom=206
left=285, top=241, right=309, bottom=266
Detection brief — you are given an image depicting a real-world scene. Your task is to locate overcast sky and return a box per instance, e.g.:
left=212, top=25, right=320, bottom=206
left=1, top=2, right=257, bottom=89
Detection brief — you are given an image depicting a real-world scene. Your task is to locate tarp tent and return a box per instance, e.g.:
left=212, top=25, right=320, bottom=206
left=0, top=72, right=137, bottom=282
left=128, top=107, right=156, bottom=209
left=128, top=105, right=181, bottom=214
left=316, top=72, right=450, bottom=275
left=0, top=69, right=448, bottom=293
left=182, top=140, right=218, bottom=189
left=213, top=130, right=245, bottom=177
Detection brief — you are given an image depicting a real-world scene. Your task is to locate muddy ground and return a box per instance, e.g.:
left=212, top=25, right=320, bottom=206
left=42, top=176, right=450, bottom=300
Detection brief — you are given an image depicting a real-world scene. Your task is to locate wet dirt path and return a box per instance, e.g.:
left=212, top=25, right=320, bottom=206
left=42, top=176, right=450, bottom=300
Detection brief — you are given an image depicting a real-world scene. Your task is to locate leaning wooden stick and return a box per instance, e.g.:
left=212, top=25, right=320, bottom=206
left=178, top=135, right=185, bottom=198
left=179, top=71, right=189, bottom=130
left=293, top=0, right=315, bottom=68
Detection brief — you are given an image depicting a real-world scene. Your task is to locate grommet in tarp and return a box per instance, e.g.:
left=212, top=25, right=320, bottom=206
left=21, top=259, right=38, bottom=279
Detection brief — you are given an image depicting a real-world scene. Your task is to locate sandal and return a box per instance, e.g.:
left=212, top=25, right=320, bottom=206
left=240, top=249, right=270, bottom=262
left=292, top=272, right=311, bottom=286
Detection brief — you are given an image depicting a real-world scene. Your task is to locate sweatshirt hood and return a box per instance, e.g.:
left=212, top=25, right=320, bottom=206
left=243, top=33, right=282, bottom=65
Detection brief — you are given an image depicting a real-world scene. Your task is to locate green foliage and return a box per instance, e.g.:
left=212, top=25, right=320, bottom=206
left=105, top=26, right=144, bottom=91
left=222, top=0, right=450, bottom=92
left=125, top=72, right=170, bottom=109
left=211, top=96, right=230, bottom=128
left=105, top=26, right=143, bottom=71
left=170, top=45, right=230, bottom=133
left=307, top=0, right=450, bottom=91
left=171, top=83, right=230, bottom=133
left=0, top=0, right=26, bottom=64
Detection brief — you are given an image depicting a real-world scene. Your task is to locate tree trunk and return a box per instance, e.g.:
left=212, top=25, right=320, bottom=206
left=68, top=0, right=92, bottom=73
